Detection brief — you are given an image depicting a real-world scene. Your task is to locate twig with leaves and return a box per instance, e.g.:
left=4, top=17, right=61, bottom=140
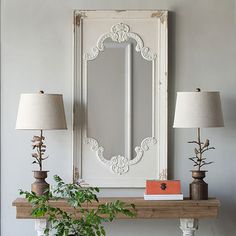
left=31, top=130, right=48, bottom=171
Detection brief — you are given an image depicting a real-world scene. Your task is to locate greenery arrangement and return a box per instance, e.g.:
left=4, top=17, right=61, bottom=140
left=188, top=138, right=215, bottom=171
left=20, top=175, right=135, bottom=236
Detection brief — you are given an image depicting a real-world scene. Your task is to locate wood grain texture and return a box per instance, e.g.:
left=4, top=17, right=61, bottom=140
left=12, top=197, right=220, bottom=219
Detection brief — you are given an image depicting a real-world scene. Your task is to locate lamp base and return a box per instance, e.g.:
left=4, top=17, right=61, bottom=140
left=31, top=171, right=49, bottom=196
left=190, top=170, right=208, bottom=200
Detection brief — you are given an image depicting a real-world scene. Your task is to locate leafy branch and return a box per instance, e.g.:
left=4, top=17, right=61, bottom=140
left=20, top=175, right=136, bottom=236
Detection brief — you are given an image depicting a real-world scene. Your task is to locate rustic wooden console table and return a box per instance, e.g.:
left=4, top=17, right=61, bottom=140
left=13, top=197, right=220, bottom=236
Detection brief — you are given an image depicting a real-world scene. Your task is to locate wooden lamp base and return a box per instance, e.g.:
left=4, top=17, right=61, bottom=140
left=190, top=170, right=208, bottom=200
left=31, top=170, right=49, bottom=196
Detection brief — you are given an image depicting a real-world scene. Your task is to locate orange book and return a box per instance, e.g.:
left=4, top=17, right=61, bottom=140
left=146, top=180, right=181, bottom=195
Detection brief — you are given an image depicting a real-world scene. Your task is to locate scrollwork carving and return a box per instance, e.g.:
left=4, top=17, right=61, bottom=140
left=110, top=155, right=129, bottom=175
left=84, top=23, right=157, bottom=61
left=86, top=137, right=157, bottom=175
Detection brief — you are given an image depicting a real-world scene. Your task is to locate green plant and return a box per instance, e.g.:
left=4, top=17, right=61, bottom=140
left=20, top=175, right=135, bottom=236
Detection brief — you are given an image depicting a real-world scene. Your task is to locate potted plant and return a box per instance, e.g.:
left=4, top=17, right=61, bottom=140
left=20, top=175, right=136, bottom=236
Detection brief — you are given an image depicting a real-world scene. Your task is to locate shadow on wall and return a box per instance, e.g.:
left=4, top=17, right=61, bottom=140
left=203, top=196, right=236, bottom=235
left=168, top=11, right=176, bottom=180
left=223, top=96, right=236, bottom=129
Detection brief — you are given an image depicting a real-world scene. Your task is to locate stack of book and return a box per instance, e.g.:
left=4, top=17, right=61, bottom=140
left=144, top=180, right=183, bottom=200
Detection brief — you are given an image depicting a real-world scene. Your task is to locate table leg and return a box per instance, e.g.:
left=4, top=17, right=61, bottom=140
left=180, top=218, right=198, bottom=236
left=35, top=219, right=48, bottom=236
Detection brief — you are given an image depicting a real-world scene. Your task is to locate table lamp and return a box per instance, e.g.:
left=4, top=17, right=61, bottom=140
left=16, top=91, right=67, bottom=195
left=173, top=88, right=224, bottom=200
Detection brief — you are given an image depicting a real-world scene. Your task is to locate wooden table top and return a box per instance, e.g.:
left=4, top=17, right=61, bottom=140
left=13, top=197, right=220, bottom=219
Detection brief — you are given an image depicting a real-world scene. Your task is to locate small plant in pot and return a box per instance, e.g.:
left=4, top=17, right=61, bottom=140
left=20, top=175, right=136, bottom=236
left=188, top=132, right=215, bottom=200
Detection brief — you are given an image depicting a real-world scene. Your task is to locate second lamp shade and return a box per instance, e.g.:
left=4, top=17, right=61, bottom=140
left=173, top=91, right=224, bottom=128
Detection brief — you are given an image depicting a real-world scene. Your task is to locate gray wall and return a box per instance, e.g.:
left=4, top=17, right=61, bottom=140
left=1, top=0, right=236, bottom=235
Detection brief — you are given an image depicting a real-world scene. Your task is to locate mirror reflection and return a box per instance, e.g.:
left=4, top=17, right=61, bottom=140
left=87, top=38, right=152, bottom=160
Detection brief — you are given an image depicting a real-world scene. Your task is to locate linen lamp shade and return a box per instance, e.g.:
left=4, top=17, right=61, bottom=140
left=16, top=93, right=67, bottom=130
left=173, top=91, right=224, bottom=128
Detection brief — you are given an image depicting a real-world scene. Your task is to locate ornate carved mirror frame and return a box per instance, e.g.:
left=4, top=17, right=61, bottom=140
left=73, top=10, right=168, bottom=187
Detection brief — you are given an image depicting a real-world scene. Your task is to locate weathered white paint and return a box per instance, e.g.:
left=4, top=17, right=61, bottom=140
left=35, top=220, right=48, bottom=236
left=180, top=219, right=198, bottom=236
left=73, top=10, right=168, bottom=187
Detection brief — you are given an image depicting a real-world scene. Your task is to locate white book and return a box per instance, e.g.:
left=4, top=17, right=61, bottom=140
left=144, top=193, right=184, bottom=200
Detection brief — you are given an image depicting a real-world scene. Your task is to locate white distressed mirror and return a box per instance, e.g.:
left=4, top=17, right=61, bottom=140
left=73, top=10, right=168, bottom=187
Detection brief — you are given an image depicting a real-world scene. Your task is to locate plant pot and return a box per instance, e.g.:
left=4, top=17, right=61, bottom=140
left=31, top=170, right=49, bottom=196
left=189, top=170, right=208, bottom=200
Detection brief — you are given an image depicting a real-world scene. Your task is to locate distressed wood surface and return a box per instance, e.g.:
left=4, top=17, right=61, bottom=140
left=13, top=197, right=220, bottom=219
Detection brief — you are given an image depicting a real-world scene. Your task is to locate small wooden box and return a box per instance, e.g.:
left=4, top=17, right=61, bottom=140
left=146, top=180, right=181, bottom=195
